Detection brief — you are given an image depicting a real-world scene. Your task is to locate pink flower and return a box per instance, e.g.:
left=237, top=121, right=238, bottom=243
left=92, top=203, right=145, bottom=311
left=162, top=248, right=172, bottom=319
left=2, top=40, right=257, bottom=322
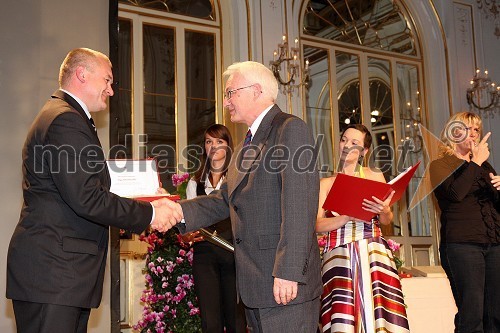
left=317, top=234, right=327, bottom=248
left=387, top=239, right=401, bottom=252
left=172, top=173, right=190, bottom=186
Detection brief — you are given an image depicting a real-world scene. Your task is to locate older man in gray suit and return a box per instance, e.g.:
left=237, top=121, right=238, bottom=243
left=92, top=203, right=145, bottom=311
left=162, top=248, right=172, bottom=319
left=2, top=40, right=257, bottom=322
left=176, top=61, right=321, bottom=332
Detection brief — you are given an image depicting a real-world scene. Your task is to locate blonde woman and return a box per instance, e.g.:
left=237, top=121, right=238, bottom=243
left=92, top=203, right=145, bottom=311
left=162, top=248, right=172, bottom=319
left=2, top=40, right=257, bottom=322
left=430, top=111, right=500, bottom=332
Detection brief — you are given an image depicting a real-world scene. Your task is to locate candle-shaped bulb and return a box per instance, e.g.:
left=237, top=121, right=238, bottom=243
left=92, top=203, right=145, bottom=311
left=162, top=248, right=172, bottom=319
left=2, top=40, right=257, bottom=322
left=294, top=38, right=298, bottom=45
left=282, top=35, right=286, bottom=42
left=470, top=80, right=474, bottom=85
left=485, top=70, right=489, bottom=77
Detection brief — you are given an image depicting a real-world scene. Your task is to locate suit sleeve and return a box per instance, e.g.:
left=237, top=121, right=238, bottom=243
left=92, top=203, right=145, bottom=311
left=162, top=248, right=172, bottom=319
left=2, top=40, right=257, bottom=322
left=178, top=181, right=230, bottom=234
left=45, top=111, right=152, bottom=234
left=272, top=117, right=319, bottom=283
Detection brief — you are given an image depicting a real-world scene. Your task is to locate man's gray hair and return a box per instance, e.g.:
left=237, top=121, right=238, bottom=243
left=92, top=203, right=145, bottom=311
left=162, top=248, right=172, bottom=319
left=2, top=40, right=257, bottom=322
left=223, top=61, right=278, bottom=102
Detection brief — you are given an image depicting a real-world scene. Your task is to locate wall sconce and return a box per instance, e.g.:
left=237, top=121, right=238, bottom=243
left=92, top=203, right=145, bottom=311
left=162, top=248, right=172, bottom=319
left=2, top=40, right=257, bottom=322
left=466, top=68, right=499, bottom=111
left=269, top=35, right=310, bottom=95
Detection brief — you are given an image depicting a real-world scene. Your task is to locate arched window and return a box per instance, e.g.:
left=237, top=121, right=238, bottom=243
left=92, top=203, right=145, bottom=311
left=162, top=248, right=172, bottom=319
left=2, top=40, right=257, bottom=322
left=114, top=0, right=222, bottom=193
left=301, top=0, right=437, bottom=267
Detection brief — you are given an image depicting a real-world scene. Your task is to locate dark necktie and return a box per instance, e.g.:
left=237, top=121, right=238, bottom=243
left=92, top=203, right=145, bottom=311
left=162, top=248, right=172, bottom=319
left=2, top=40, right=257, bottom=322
left=89, top=118, right=97, bottom=132
left=243, top=129, right=252, bottom=147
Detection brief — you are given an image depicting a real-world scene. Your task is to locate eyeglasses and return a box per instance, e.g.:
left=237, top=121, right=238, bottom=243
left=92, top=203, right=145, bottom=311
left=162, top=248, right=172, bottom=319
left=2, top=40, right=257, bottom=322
left=224, top=84, right=255, bottom=100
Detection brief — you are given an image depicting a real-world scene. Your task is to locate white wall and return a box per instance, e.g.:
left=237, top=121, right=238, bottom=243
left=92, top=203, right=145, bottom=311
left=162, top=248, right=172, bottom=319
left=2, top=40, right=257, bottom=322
left=1, top=1, right=499, bottom=332
left=0, top=0, right=110, bottom=332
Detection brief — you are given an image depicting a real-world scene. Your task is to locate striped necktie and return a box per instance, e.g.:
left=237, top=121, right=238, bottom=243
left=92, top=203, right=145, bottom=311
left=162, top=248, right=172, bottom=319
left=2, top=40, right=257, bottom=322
left=243, top=129, right=252, bottom=147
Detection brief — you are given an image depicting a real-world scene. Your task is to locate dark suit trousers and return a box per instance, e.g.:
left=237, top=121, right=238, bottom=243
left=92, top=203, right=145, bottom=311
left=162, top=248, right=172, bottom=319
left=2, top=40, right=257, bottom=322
left=245, top=296, right=320, bottom=333
left=12, top=300, right=91, bottom=333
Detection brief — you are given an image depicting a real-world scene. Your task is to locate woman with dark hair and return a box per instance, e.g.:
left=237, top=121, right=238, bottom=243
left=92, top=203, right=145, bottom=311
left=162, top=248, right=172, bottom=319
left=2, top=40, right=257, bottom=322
left=182, top=124, right=246, bottom=333
left=317, top=124, right=409, bottom=332
left=430, top=111, right=500, bottom=332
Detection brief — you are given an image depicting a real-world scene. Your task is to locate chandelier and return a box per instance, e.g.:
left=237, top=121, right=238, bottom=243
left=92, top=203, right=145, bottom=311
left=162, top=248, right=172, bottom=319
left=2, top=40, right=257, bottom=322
left=269, top=35, right=310, bottom=95
left=466, top=69, right=500, bottom=111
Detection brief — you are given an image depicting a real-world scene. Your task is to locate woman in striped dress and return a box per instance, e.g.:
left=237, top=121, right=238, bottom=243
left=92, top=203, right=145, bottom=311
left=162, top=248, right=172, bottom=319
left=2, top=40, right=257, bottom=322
left=316, top=124, right=410, bottom=333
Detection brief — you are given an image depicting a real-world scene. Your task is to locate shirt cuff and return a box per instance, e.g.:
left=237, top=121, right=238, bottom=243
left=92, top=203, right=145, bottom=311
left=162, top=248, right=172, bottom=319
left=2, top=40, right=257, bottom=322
left=150, top=203, right=155, bottom=224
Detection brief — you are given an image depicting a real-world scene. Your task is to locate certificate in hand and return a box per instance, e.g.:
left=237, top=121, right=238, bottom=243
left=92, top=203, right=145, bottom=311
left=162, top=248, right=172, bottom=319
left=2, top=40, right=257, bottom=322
left=322, top=161, right=421, bottom=221
left=106, top=159, right=179, bottom=202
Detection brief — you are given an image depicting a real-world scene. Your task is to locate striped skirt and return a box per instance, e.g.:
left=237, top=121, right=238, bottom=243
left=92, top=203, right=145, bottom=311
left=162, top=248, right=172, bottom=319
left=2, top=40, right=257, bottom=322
left=320, top=237, right=409, bottom=333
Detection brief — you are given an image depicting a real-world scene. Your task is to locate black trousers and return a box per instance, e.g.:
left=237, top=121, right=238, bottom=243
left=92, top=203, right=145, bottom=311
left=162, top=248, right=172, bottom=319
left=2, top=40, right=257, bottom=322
left=193, top=242, right=246, bottom=333
left=12, top=300, right=91, bottom=333
left=441, top=243, right=500, bottom=333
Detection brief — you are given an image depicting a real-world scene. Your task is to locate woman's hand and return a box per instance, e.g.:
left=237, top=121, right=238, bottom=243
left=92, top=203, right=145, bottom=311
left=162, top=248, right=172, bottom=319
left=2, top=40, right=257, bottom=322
left=362, top=190, right=394, bottom=215
left=181, top=230, right=204, bottom=245
left=490, top=173, right=500, bottom=191
left=362, top=190, right=394, bottom=225
left=470, top=132, right=491, bottom=166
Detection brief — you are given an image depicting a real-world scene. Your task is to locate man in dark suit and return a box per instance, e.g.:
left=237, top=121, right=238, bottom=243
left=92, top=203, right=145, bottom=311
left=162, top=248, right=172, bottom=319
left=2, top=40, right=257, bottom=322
left=176, top=61, right=322, bottom=332
left=6, top=48, right=180, bottom=333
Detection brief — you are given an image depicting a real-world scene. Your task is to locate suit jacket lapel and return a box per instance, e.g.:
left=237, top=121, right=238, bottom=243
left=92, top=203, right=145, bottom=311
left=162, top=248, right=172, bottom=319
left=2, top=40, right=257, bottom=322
left=51, top=90, right=109, bottom=187
left=228, top=105, right=281, bottom=198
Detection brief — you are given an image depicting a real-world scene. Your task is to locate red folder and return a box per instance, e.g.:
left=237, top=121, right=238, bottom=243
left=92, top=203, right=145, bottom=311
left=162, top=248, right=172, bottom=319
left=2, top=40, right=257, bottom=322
left=134, top=194, right=180, bottom=202
left=322, top=161, right=421, bottom=221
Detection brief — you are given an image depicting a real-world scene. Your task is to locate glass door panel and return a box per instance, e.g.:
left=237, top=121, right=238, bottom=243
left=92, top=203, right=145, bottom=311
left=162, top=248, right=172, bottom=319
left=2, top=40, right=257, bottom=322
left=143, top=24, right=176, bottom=191
left=304, top=46, right=332, bottom=177
left=185, top=30, right=216, bottom=172
left=336, top=52, right=361, bottom=135
left=396, top=63, right=431, bottom=237
left=367, top=57, right=394, bottom=180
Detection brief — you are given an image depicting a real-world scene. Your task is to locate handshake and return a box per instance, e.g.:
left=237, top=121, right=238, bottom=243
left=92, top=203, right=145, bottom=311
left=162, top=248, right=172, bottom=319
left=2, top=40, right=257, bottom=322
left=150, top=198, right=184, bottom=233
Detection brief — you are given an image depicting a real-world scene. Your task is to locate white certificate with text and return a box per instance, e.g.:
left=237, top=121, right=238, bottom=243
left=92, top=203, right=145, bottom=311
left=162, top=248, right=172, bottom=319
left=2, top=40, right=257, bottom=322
left=106, top=159, right=160, bottom=198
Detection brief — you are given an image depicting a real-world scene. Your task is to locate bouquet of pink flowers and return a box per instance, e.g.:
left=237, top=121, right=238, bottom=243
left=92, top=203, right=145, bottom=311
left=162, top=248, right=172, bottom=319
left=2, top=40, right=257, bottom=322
left=134, top=172, right=200, bottom=332
left=172, top=173, right=190, bottom=199
left=134, top=230, right=201, bottom=332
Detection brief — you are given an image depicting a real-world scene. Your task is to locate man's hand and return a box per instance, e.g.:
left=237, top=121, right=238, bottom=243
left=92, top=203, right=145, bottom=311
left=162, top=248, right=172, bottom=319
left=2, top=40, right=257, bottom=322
left=273, top=277, right=298, bottom=305
left=150, top=198, right=183, bottom=232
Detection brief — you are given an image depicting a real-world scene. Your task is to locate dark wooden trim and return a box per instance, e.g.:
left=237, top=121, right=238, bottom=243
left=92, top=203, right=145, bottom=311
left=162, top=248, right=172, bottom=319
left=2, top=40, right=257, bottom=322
left=108, top=0, right=121, bottom=332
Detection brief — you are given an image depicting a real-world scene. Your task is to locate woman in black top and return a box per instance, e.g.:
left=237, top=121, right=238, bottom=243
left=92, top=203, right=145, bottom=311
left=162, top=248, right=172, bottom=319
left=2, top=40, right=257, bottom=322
left=182, top=124, right=246, bottom=333
left=430, top=111, right=500, bottom=333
